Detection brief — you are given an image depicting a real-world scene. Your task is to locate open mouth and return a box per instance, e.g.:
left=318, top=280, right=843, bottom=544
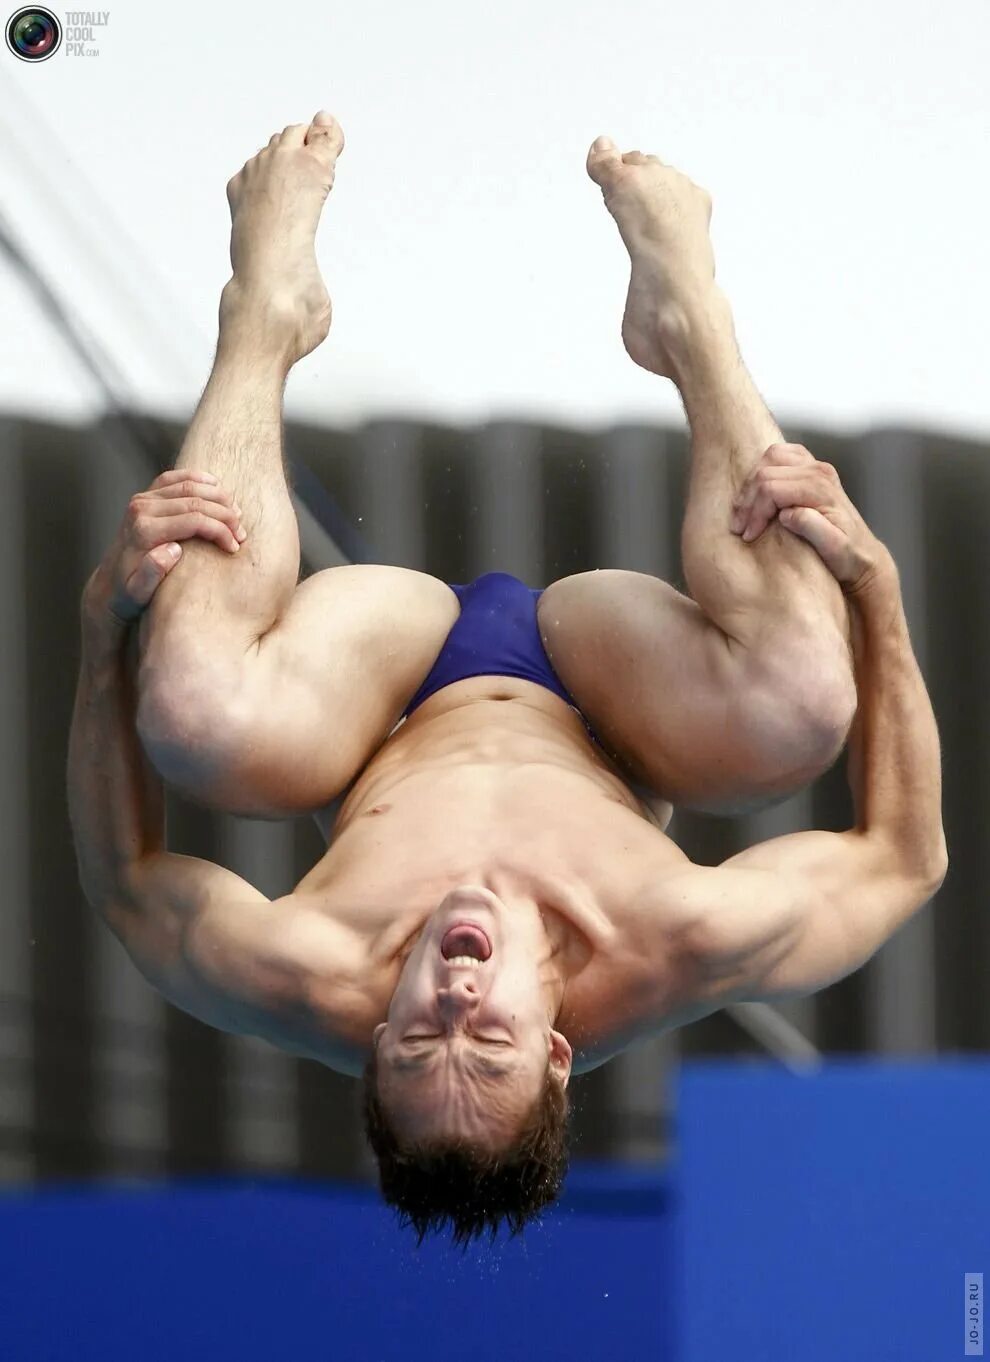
left=441, top=923, right=492, bottom=961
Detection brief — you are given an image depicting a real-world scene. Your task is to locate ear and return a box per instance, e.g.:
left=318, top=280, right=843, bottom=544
left=548, top=1029, right=573, bottom=1087
left=372, top=1022, right=387, bottom=1048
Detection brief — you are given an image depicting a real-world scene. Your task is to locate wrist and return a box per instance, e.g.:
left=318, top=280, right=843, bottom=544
left=845, top=549, right=899, bottom=604
left=81, top=571, right=131, bottom=644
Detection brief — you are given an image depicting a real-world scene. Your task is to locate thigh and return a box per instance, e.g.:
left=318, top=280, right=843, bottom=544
left=538, top=569, right=832, bottom=813
left=141, top=564, right=459, bottom=817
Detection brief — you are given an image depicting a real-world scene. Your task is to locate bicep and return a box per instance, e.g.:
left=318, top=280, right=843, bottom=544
left=688, top=831, right=936, bottom=1003
left=108, top=853, right=366, bottom=1061
left=107, top=852, right=292, bottom=1037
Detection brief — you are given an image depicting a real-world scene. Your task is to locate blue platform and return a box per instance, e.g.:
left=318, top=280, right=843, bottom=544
left=674, top=1058, right=990, bottom=1362
left=1, top=1060, right=986, bottom=1362
left=0, top=1161, right=673, bottom=1362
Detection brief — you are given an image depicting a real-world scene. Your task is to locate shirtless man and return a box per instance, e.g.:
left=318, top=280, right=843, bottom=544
left=67, top=112, right=946, bottom=1247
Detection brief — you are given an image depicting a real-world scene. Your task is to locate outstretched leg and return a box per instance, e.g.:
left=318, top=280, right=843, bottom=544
left=136, top=113, right=459, bottom=816
left=540, top=140, right=856, bottom=814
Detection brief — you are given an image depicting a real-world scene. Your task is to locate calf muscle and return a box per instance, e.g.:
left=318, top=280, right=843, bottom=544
left=141, top=342, right=299, bottom=654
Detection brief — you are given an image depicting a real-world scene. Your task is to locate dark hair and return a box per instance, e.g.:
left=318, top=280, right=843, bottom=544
left=360, top=1043, right=571, bottom=1249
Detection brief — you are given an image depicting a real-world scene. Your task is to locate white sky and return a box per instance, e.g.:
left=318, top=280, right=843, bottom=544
left=0, top=0, right=987, bottom=438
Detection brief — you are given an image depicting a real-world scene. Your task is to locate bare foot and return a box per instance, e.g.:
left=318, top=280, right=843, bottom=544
left=587, top=137, right=719, bottom=379
left=220, top=111, right=345, bottom=367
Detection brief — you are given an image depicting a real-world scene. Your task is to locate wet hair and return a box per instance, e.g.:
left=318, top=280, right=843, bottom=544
left=360, top=1044, right=571, bottom=1249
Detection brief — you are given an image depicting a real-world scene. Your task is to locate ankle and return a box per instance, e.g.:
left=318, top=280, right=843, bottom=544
left=661, top=288, right=741, bottom=390
left=217, top=280, right=301, bottom=374
left=660, top=284, right=734, bottom=357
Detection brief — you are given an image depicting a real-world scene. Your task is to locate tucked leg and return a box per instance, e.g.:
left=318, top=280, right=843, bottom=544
left=136, top=114, right=459, bottom=816
left=539, top=142, right=856, bottom=815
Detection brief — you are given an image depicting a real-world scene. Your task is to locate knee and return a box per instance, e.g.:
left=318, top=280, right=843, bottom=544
left=136, top=656, right=254, bottom=810
left=810, top=671, right=857, bottom=767
left=799, top=627, right=857, bottom=759
left=753, top=627, right=857, bottom=781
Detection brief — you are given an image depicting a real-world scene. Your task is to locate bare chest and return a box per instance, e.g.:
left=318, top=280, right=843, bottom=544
left=297, top=695, right=690, bottom=1064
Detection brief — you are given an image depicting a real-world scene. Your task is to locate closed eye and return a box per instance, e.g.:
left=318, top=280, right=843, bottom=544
left=395, top=1038, right=517, bottom=1081
left=405, top=1035, right=511, bottom=1045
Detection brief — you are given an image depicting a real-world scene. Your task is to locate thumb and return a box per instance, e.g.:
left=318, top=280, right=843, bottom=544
left=779, top=506, right=847, bottom=565
left=125, top=543, right=182, bottom=609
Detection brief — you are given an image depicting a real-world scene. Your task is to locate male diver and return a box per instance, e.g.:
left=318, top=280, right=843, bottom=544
left=68, top=113, right=946, bottom=1246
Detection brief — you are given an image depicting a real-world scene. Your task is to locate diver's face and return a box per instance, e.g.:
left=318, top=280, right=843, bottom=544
left=372, top=886, right=571, bottom=1148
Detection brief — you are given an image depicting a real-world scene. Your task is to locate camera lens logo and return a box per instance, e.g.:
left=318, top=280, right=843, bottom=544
left=6, top=7, right=62, bottom=61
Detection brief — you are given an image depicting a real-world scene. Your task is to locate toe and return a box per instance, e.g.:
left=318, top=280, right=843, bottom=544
left=280, top=122, right=309, bottom=148
left=305, top=111, right=345, bottom=162
left=267, top=132, right=282, bottom=150
left=586, top=135, right=623, bottom=186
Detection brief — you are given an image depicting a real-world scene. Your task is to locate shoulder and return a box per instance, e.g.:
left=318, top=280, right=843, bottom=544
left=250, top=896, right=381, bottom=1075
left=559, top=857, right=711, bottom=1070
left=562, top=856, right=798, bottom=1067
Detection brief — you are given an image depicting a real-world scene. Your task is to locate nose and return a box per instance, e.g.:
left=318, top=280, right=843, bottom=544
left=437, top=977, right=480, bottom=1014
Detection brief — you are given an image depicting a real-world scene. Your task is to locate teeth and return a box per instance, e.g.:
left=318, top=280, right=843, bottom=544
left=446, top=955, right=483, bottom=967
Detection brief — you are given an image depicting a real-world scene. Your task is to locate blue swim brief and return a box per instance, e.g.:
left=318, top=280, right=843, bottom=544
left=400, top=571, right=601, bottom=748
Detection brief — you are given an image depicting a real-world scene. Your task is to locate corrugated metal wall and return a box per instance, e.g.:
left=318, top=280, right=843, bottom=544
left=1, top=412, right=985, bottom=1186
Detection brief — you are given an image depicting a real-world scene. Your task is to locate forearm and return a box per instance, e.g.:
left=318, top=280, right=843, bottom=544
left=67, top=592, right=166, bottom=915
left=846, top=558, right=947, bottom=876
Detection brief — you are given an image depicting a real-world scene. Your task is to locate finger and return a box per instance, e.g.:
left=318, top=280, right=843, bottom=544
left=778, top=505, right=847, bottom=565
left=732, top=485, right=778, bottom=540
left=733, top=458, right=846, bottom=541
left=151, top=473, right=234, bottom=506
left=729, top=444, right=811, bottom=512
left=147, top=479, right=236, bottom=511
left=733, top=449, right=819, bottom=522
left=142, top=494, right=244, bottom=536
left=729, top=463, right=817, bottom=520
left=735, top=464, right=838, bottom=523
left=735, top=463, right=816, bottom=513
left=745, top=478, right=828, bottom=541
left=758, top=442, right=815, bottom=468
left=736, top=474, right=832, bottom=541
left=739, top=478, right=796, bottom=539
left=152, top=469, right=219, bottom=488
left=140, top=512, right=242, bottom=552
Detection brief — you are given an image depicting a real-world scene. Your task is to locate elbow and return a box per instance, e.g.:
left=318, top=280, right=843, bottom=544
left=914, top=830, right=948, bottom=898
left=871, top=829, right=948, bottom=898
left=925, top=839, right=949, bottom=895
